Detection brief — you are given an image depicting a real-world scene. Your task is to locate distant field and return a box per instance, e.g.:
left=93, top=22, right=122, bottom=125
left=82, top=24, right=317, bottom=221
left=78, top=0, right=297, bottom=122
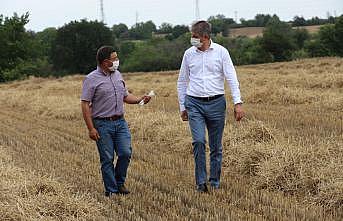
left=230, top=25, right=323, bottom=38
left=0, top=57, right=342, bottom=220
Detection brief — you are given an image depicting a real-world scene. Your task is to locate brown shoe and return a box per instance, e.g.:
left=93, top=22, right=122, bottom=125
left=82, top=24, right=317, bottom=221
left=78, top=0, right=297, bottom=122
left=118, top=185, right=130, bottom=195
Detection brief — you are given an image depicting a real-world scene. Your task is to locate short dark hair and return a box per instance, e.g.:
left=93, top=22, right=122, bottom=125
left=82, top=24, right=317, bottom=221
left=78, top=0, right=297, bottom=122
left=96, top=46, right=116, bottom=65
left=191, top=20, right=211, bottom=38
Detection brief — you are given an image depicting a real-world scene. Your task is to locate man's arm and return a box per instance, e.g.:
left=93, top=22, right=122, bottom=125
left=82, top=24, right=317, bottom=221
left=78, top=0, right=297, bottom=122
left=81, top=101, right=100, bottom=141
left=222, top=49, right=244, bottom=121
left=177, top=53, right=190, bottom=121
left=124, top=93, right=151, bottom=104
left=80, top=77, right=100, bottom=140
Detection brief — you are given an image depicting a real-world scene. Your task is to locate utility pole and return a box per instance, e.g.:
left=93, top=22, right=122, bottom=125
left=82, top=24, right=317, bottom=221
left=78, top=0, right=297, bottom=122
left=195, top=0, right=200, bottom=21
left=100, top=0, right=105, bottom=22
left=136, top=11, right=139, bottom=26
left=234, top=11, right=238, bottom=23
left=326, top=11, right=331, bottom=19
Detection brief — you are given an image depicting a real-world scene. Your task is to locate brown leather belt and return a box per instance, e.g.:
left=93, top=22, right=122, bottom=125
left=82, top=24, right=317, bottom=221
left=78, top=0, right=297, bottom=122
left=94, top=115, right=123, bottom=121
left=189, top=94, right=224, bottom=102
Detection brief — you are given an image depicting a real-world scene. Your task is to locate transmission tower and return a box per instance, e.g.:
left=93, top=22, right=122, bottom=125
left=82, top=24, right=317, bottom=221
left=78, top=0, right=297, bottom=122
left=195, top=0, right=200, bottom=21
left=100, top=0, right=105, bottom=22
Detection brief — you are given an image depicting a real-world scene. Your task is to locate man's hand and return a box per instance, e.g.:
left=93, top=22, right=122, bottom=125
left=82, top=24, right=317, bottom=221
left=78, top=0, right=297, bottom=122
left=181, top=110, right=188, bottom=121
left=234, top=103, right=244, bottom=121
left=89, top=128, right=100, bottom=141
left=141, top=95, right=151, bottom=104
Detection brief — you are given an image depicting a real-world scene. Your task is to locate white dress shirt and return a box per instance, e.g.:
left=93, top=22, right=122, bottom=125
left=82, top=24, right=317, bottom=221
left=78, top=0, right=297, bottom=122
left=177, top=41, right=242, bottom=112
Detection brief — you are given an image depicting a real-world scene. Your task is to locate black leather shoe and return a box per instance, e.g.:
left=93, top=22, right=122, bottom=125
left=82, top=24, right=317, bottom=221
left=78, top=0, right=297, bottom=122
left=118, top=185, right=130, bottom=195
left=197, top=184, right=208, bottom=193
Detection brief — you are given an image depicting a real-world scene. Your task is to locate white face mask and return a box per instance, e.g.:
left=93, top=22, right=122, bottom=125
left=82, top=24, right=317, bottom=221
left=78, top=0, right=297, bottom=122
left=108, top=60, right=120, bottom=72
left=190, top=37, right=203, bottom=48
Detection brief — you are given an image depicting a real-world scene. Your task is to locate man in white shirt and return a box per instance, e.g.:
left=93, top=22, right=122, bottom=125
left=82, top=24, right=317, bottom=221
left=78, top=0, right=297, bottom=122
left=177, top=21, right=244, bottom=193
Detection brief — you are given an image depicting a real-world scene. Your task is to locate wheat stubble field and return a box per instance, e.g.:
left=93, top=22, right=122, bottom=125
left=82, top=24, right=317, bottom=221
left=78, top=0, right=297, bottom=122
left=0, top=57, right=342, bottom=220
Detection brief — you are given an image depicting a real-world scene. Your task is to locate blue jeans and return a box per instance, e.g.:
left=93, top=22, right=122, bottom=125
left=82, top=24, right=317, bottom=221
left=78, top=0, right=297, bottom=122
left=184, top=95, right=226, bottom=188
left=93, top=118, right=132, bottom=194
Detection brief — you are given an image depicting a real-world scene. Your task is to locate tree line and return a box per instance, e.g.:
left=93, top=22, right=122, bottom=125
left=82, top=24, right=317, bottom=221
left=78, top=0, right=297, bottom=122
left=0, top=13, right=342, bottom=82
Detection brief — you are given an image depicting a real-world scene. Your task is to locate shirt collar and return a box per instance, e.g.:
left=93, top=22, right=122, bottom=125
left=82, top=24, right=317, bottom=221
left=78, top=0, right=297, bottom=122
left=209, top=40, right=215, bottom=49
left=97, top=66, right=110, bottom=76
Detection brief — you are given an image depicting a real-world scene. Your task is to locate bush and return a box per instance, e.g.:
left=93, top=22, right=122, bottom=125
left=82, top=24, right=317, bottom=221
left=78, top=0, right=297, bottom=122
left=293, top=28, right=310, bottom=49
left=305, top=39, right=331, bottom=57
left=291, top=49, right=309, bottom=60
left=0, top=58, right=53, bottom=82
left=121, top=34, right=189, bottom=72
left=215, top=36, right=273, bottom=65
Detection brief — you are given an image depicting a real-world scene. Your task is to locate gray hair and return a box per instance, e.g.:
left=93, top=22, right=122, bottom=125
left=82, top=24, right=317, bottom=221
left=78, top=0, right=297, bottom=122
left=191, top=20, right=211, bottom=38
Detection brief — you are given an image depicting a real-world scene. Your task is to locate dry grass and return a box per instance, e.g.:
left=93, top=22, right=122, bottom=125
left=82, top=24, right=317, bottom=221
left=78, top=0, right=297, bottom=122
left=0, top=146, right=105, bottom=220
left=230, top=25, right=323, bottom=38
left=230, top=27, right=265, bottom=38
left=0, top=57, right=342, bottom=220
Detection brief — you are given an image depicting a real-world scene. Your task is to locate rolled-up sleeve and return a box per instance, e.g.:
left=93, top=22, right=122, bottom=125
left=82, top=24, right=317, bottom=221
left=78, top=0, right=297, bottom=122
left=123, top=80, right=129, bottom=97
left=177, top=52, right=190, bottom=112
left=222, top=49, right=242, bottom=105
left=81, top=77, right=95, bottom=102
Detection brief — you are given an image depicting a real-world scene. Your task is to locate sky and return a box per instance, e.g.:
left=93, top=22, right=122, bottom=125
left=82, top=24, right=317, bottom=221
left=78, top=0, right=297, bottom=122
left=1, top=0, right=342, bottom=32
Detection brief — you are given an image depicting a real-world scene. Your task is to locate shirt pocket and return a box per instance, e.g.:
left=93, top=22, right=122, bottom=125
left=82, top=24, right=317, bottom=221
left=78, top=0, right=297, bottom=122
left=95, top=81, right=114, bottom=98
left=114, top=80, right=127, bottom=97
left=207, top=57, right=222, bottom=73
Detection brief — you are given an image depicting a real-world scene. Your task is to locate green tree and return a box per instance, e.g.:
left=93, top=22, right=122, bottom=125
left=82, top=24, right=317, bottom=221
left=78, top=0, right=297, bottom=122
left=0, top=13, right=43, bottom=81
left=0, top=13, right=29, bottom=70
left=293, top=16, right=306, bottom=26
left=169, top=25, right=189, bottom=39
left=254, top=14, right=272, bottom=26
left=35, top=27, right=57, bottom=61
left=240, top=14, right=277, bottom=27
left=208, top=14, right=235, bottom=36
left=157, top=23, right=173, bottom=34
left=129, top=21, right=156, bottom=40
left=208, top=14, right=226, bottom=34
left=293, top=28, right=310, bottom=49
left=333, top=16, right=343, bottom=56
left=112, top=23, right=129, bottom=39
left=261, top=17, right=296, bottom=61
left=51, top=19, right=114, bottom=74
left=304, top=16, right=343, bottom=57
left=318, top=24, right=336, bottom=55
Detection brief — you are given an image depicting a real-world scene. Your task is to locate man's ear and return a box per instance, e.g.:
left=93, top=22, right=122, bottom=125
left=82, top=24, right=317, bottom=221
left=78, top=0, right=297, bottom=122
left=102, top=60, right=109, bottom=66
